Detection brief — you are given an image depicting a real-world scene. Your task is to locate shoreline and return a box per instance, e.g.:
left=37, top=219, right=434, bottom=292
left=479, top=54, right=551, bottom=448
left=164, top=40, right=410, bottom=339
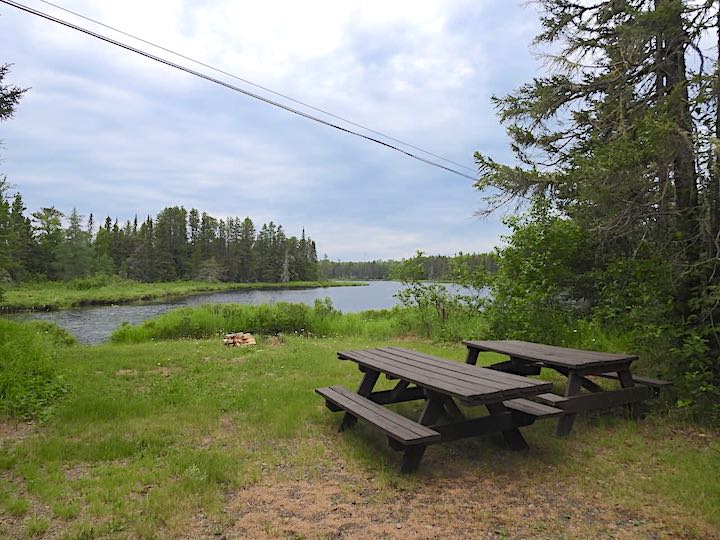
left=0, top=280, right=367, bottom=313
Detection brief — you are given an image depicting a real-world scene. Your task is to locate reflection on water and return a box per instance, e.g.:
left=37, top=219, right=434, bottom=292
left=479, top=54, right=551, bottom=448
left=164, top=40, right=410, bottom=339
left=8, top=281, right=483, bottom=345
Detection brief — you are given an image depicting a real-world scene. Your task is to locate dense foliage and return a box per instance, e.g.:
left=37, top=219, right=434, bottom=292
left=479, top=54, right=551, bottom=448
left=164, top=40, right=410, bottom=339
left=475, top=0, right=720, bottom=423
left=318, top=252, right=497, bottom=281
left=0, top=185, right=320, bottom=284
left=0, top=320, right=73, bottom=420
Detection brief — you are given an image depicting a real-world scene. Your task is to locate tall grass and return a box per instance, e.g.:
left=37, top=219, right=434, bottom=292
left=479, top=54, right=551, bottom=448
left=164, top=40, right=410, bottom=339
left=0, top=320, right=74, bottom=419
left=111, top=301, right=402, bottom=342
left=110, top=298, right=491, bottom=343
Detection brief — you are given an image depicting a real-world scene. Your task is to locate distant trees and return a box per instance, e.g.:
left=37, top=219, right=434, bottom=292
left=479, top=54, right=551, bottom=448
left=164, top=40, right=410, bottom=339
left=0, top=185, right=320, bottom=284
left=319, top=252, right=497, bottom=281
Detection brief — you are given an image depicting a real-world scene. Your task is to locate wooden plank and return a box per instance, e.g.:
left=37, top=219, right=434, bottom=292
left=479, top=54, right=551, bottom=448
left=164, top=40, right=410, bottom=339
left=559, top=385, right=655, bottom=414
left=430, top=412, right=529, bottom=442
left=339, top=348, right=552, bottom=402
left=556, top=371, right=583, bottom=437
left=318, top=386, right=430, bottom=440
left=315, top=386, right=441, bottom=445
left=342, top=349, right=507, bottom=401
left=368, top=387, right=426, bottom=405
left=532, top=393, right=569, bottom=407
left=486, top=402, right=529, bottom=450
left=371, top=349, right=522, bottom=394
left=349, top=349, right=502, bottom=393
left=464, top=340, right=637, bottom=369
left=594, top=372, right=672, bottom=388
left=504, top=398, right=564, bottom=418
left=383, top=347, right=547, bottom=389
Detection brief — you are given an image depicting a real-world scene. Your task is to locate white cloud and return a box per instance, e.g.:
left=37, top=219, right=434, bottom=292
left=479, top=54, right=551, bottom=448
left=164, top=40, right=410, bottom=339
left=1, top=0, right=541, bottom=259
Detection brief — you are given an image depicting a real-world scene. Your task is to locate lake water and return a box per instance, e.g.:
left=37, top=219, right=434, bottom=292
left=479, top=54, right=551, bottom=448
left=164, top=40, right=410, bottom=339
left=9, top=281, right=414, bottom=345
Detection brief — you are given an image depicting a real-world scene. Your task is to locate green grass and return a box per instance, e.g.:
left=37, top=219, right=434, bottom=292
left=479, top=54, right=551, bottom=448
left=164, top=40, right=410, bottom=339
left=110, top=301, right=490, bottom=344
left=0, top=277, right=365, bottom=312
left=0, top=319, right=73, bottom=420
left=0, top=323, right=717, bottom=537
left=110, top=302, right=404, bottom=343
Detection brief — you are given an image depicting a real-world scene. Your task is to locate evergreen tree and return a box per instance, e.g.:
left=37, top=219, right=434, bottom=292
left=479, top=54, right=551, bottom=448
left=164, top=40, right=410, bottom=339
left=31, top=207, right=64, bottom=279
left=9, top=192, right=35, bottom=279
left=238, top=217, right=255, bottom=281
left=474, top=0, right=720, bottom=416
left=54, top=208, right=94, bottom=280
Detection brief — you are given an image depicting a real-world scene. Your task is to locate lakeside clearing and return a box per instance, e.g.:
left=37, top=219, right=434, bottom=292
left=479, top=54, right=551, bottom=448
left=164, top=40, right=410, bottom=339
left=0, top=279, right=365, bottom=313
left=0, top=321, right=717, bottom=538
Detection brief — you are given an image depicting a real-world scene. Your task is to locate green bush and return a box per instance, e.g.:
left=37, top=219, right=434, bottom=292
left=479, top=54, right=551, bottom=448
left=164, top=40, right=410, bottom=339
left=0, top=320, right=71, bottom=420
left=68, top=274, right=128, bottom=290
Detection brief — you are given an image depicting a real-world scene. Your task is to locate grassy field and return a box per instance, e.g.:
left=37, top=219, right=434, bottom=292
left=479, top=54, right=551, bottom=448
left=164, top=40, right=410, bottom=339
left=0, top=278, right=364, bottom=312
left=0, top=331, right=718, bottom=538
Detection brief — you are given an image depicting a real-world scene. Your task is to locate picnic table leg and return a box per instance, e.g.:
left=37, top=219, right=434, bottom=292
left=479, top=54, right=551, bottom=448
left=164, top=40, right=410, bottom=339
left=400, top=391, right=447, bottom=473
left=340, top=369, right=380, bottom=431
left=556, top=371, right=583, bottom=437
left=616, top=366, right=640, bottom=419
left=486, top=402, right=529, bottom=450
left=555, top=366, right=603, bottom=393
left=443, top=398, right=465, bottom=421
left=465, top=348, right=480, bottom=365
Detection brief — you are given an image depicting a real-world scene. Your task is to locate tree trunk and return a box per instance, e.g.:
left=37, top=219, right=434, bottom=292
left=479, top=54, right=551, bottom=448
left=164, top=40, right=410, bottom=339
left=662, top=0, right=701, bottom=318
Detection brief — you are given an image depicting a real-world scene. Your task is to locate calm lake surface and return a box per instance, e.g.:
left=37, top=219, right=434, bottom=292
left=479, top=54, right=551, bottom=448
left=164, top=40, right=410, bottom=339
left=10, top=281, right=416, bottom=344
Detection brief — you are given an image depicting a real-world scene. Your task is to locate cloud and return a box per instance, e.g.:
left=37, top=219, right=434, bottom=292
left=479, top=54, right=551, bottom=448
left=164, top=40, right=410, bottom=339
left=1, top=0, right=540, bottom=260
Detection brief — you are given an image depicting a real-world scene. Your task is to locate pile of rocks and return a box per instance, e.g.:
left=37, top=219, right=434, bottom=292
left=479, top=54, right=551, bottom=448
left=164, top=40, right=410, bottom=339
left=223, top=332, right=256, bottom=346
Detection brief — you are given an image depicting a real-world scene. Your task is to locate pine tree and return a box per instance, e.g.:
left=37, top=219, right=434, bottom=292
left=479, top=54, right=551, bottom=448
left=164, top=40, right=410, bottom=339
left=54, top=208, right=94, bottom=280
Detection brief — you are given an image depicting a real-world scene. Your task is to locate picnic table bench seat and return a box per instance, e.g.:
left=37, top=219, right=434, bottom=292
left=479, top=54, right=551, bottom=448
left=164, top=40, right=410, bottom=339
left=503, top=397, right=564, bottom=418
left=315, top=385, right=441, bottom=446
left=594, top=372, right=672, bottom=393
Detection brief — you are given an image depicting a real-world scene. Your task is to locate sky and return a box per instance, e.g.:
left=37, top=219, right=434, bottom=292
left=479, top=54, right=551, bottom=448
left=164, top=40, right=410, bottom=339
left=0, top=0, right=543, bottom=261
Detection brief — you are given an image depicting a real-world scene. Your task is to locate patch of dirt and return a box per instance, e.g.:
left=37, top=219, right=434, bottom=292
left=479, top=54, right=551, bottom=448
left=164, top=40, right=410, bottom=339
left=115, top=368, right=138, bottom=377
left=148, top=366, right=184, bottom=377
left=64, top=463, right=91, bottom=481
left=193, top=462, right=715, bottom=540
left=267, top=335, right=285, bottom=347
left=0, top=421, right=34, bottom=443
left=666, top=425, right=720, bottom=447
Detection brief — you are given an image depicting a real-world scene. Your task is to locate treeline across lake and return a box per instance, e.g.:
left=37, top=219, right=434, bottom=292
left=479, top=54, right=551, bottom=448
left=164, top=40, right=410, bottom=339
left=0, top=183, right=318, bottom=284
left=318, top=252, right=498, bottom=281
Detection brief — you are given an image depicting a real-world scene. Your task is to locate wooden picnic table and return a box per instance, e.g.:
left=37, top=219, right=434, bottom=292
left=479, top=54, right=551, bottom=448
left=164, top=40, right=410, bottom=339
left=316, top=346, right=564, bottom=473
left=463, top=340, right=670, bottom=436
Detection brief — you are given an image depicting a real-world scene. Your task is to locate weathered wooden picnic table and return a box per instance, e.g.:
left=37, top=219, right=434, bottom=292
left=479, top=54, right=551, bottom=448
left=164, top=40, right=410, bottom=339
left=463, top=340, right=670, bottom=436
left=316, top=346, right=564, bottom=473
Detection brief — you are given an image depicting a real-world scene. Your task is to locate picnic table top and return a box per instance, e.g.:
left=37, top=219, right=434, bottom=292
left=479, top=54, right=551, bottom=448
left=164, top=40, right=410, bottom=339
left=337, top=346, right=552, bottom=404
left=463, top=339, right=638, bottom=370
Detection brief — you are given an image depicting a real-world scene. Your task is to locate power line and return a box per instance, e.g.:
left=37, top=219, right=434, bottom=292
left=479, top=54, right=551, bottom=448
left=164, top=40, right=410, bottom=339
left=36, top=0, right=476, bottom=174
left=1, top=0, right=479, bottom=181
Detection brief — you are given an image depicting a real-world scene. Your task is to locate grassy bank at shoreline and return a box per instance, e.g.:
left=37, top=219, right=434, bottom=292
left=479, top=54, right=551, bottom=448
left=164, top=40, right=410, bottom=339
left=0, top=321, right=718, bottom=538
left=0, top=278, right=365, bottom=313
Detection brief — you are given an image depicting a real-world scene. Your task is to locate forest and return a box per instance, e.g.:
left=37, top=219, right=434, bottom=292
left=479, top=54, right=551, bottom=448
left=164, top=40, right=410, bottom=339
left=318, top=252, right=498, bottom=281
left=0, top=182, right=319, bottom=285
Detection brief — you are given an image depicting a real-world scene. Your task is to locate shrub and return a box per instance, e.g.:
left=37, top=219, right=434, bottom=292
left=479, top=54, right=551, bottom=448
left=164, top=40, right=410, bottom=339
left=0, top=320, right=71, bottom=420
left=68, top=274, right=126, bottom=290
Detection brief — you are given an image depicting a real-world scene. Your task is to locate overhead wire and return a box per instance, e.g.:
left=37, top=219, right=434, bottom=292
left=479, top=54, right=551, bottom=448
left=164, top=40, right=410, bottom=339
left=0, top=0, right=478, bottom=181
left=35, top=0, right=476, bottom=174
